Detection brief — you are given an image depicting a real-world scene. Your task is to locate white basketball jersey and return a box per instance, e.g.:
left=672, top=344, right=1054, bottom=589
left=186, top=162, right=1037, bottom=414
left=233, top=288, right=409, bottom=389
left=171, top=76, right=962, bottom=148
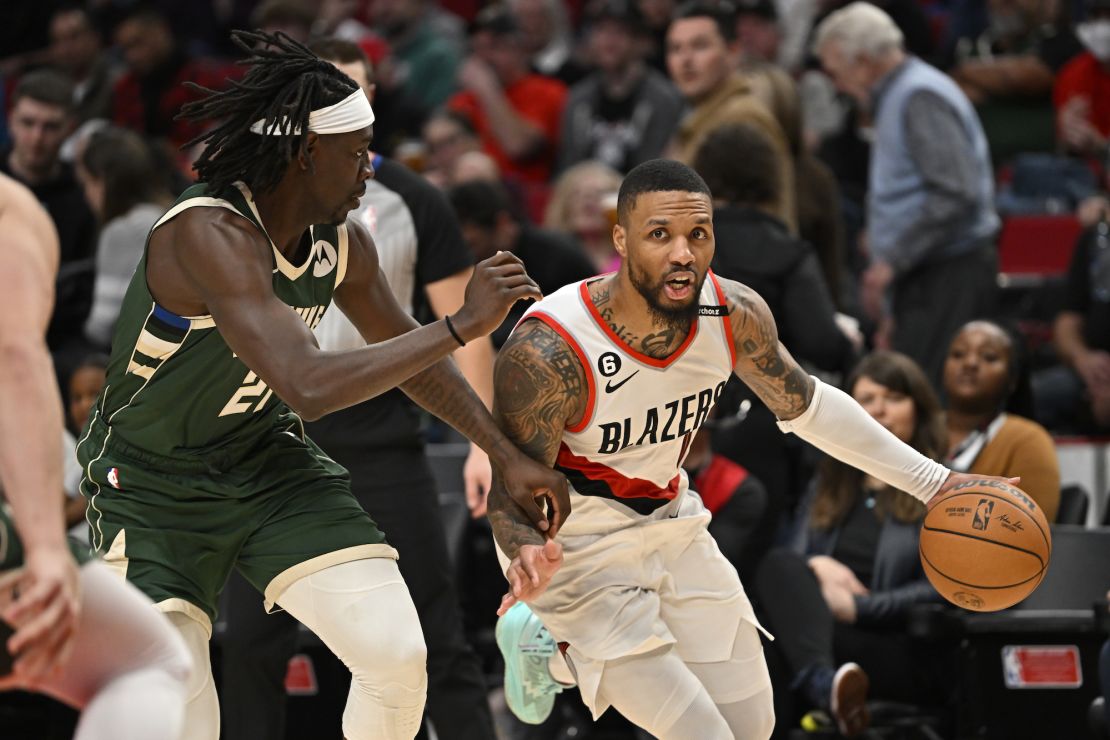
left=519, top=272, right=736, bottom=535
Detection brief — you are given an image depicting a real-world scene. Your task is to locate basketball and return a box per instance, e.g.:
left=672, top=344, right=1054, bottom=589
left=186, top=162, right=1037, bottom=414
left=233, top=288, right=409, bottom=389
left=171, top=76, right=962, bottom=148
left=919, top=480, right=1051, bottom=612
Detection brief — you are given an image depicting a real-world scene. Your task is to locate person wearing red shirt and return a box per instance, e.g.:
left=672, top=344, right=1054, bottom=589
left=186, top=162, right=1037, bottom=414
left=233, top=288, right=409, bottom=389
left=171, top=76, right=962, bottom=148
left=1055, top=0, right=1110, bottom=158
left=448, top=6, right=567, bottom=185
left=111, top=7, right=238, bottom=172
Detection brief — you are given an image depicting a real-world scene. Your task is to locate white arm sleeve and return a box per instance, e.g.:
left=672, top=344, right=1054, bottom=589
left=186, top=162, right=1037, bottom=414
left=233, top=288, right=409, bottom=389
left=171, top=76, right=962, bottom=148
left=776, top=377, right=950, bottom=504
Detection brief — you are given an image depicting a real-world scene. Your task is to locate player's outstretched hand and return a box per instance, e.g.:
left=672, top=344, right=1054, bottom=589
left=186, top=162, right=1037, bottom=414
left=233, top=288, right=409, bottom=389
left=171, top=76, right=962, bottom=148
left=500, top=453, right=571, bottom=537
left=930, top=472, right=1021, bottom=511
left=0, top=545, right=80, bottom=682
left=451, top=251, right=543, bottom=341
left=498, top=540, right=563, bottom=616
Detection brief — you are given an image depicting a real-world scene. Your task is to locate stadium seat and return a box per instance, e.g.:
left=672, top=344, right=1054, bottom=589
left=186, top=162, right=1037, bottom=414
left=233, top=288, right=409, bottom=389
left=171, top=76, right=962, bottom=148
left=1057, top=484, right=1091, bottom=525
left=908, top=526, right=1110, bottom=739
left=996, top=215, right=1083, bottom=284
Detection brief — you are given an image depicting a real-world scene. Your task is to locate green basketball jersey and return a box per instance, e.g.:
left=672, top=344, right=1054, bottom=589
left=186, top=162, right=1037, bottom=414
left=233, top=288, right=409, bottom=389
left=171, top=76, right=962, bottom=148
left=87, top=182, right=348, bottom=462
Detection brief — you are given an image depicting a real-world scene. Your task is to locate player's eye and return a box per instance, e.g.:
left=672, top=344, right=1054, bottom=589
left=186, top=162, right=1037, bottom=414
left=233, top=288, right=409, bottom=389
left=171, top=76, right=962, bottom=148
left=651, top=229, right=666, bottom=239
left=692, top=228, right=708, bottom=239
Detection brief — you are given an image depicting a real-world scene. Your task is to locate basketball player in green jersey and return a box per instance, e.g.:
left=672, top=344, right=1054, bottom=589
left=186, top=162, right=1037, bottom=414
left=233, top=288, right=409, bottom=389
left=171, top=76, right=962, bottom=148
left=0, top=171, right=192, bottom=738
left=74, top=31, right=568, bottom=740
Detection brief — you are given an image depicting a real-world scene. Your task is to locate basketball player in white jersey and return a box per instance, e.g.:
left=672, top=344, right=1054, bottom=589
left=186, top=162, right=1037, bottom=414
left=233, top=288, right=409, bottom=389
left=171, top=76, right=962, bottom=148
left=0, top=171, right=192, bottom=738
left=486, top=160, right=1010, bottom=738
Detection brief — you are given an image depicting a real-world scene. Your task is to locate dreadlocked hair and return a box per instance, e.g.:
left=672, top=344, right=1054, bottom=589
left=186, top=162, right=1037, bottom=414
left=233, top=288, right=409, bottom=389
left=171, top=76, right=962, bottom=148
left=178, top=29, right=358, bottom=196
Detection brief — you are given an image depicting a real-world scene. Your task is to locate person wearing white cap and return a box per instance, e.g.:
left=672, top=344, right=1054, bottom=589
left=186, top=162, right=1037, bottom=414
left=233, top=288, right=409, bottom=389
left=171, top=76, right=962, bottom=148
left=74, top=30, right=569, bottom=740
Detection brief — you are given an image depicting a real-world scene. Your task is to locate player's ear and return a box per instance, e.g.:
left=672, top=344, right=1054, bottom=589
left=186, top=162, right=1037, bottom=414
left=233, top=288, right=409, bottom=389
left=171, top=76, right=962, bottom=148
left=299, top=132, right=321, bottom=171
left=612, top=223, right=627, bottom=258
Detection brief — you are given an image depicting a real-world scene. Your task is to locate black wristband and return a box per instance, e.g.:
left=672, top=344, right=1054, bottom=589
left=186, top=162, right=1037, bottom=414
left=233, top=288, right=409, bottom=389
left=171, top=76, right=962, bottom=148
left=445, top=314, right=466, bottom=346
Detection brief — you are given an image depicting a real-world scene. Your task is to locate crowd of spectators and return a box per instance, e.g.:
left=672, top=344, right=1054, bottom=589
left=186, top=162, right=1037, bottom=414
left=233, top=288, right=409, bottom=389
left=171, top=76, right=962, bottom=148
left=2, top=0, right=1108, bottom=737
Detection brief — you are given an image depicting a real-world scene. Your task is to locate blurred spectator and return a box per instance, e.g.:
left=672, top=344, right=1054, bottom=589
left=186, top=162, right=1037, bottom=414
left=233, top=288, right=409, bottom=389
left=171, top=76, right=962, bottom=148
left=508, top=0, right=588, bottom=83
left=64, top=353, right=107, bottom=535
left=665, top=0, right=797, bottom=230
left=316, top=0, right=377, bottom=42
left=755, top=351, right=947, bottom=736
left=422, top=109, right=482, bottom=187
left=777, top=0, right=820, bottom=71
left=250, top=0, right=318, bottom=43
left=816, top=3, right=1000, bottom=389
left=48, top=4, right=122, bottom=124
left=308, top=36, right=425, bottom=158
left=449, top=178, right=596, bottom=348
left=943, top=320, right=1060, bottom=519
left=543, top=160, right=623, bottom=271
left=452, top=149, right=504, bottom=183
left=817, top=0, right=936, bottom=60
left=1, top=69, right=97, bottom=373
left=448, top=5, right=568, bottom=185
left=374, top=0, right=463, bottom=111
left=76, top=126, right=172, bottom=350
left=746, top=63, right=849, bottom=308
left=111, top=5, right=237, bottom=167
left=949, top=0, right=1083, bottom=162
left=557, top=0, right=684, bottom=174
left=1054, top=0, right=1110, bottom=160
left=694, top=122, right=855, bottom=556
left=638, top=0, right=682, bottom=71
left=1034, top=221, right=1110, bottom=432
left=734, top=0, right=782, bottom=64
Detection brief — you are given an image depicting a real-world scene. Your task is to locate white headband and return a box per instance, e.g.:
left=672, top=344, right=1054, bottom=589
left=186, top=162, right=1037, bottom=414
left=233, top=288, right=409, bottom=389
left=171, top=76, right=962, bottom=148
left=249, top=89, right=375, bottom=136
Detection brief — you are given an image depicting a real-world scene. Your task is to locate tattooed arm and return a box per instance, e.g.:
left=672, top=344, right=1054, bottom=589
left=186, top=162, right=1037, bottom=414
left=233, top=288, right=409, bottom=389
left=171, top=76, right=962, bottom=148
left=719, top=277, right=815, bottom=419
left=718, top=276, right=997, bottom=507
left=488, top=319, right=586, bottom=611
left=488, top=319, right=587, bottom=556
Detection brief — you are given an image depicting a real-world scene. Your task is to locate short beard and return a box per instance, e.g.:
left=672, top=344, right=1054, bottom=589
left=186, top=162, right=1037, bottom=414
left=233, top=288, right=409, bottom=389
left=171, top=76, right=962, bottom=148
left=628, top=258, right=702, bottom=333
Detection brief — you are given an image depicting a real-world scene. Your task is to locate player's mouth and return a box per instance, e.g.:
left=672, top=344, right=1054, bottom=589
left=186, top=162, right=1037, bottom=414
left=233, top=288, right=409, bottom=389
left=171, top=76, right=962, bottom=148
left=663, top=273, right=694, bottom=301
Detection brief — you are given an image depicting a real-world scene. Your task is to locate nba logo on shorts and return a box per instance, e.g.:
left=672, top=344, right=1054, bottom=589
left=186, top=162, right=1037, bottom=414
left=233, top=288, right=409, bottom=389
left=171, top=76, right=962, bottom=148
left=107, top=467, right=121, bottom=490
left=972, top=499, right=994, bottom=530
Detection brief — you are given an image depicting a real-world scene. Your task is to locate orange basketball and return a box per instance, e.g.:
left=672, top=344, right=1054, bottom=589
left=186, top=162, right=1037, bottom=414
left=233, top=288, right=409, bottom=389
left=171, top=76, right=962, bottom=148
left=919, top=480, right=1051, bottom=612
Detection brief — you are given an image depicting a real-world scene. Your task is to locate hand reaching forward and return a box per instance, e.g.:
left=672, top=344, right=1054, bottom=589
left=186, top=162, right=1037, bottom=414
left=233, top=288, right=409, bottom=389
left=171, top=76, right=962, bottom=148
left=497, top=540, right=563, bottom=616
left=451, top=251, right=543, bottom=342
left=929, top=473, right=1022, bottom=511
left=498, top=453, right=571, bottom=537
left=0, top=545, right=80, bottom=683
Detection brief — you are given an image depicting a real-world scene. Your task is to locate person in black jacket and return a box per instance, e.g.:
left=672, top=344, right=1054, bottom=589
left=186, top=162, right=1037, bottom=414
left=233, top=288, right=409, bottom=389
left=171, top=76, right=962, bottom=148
left=448, top=179, right=598, bottom=349
left=693, top=122, right=856, bottom=554
left=754, top=351, right=948, bottom=737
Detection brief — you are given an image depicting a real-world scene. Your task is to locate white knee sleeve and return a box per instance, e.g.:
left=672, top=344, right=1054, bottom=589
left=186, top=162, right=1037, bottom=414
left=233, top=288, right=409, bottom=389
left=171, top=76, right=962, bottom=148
left=276, top=558, right=428, bottom=740
left=596, top=646, right=732, bottom=739
left=43, top=563, right=193, bottom=740
left=717, top=687, right=775, bottom=740
left=167, top=611, right=220, bottom=740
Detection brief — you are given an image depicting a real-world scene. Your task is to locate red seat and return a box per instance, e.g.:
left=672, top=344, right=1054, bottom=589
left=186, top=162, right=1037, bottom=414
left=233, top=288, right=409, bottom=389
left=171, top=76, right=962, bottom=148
left=996, top=215, right=1083, bottom=278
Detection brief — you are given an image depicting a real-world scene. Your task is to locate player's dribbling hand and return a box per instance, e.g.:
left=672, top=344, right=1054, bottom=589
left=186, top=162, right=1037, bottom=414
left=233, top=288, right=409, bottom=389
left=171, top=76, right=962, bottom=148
left=0, top=545, right=80, bottom=682
left=451, top=251, right=543, bottom=341
left=498, top=540, right=563, bottom=616
left=501, top=454, right=572, bottom=537
left=930, top=473, right=1021, bottom=511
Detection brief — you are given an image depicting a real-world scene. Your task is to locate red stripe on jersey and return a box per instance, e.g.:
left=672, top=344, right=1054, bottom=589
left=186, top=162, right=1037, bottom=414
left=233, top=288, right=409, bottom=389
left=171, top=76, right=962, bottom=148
left=708, top=271, right=736, bottom=368
left=521, top=312, right=596, bottom=433
left=579, top=281, right=698, bottom=368
left=556, top=443, right=681, bottom=501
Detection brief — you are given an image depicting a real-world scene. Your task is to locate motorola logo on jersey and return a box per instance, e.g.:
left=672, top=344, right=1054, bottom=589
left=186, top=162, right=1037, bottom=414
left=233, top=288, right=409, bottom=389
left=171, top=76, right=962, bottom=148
left=312, top=240, right=338, bottom=277
left=596, top=381, right=726, bottom=454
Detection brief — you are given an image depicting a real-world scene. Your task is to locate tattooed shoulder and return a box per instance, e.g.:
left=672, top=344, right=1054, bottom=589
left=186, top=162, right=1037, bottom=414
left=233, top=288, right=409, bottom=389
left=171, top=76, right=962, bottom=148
left=493, top=319, right=587, bottom=465
left=717, top=276, right=814, bottom=419
left=717, top=277, right=773, bottom=351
